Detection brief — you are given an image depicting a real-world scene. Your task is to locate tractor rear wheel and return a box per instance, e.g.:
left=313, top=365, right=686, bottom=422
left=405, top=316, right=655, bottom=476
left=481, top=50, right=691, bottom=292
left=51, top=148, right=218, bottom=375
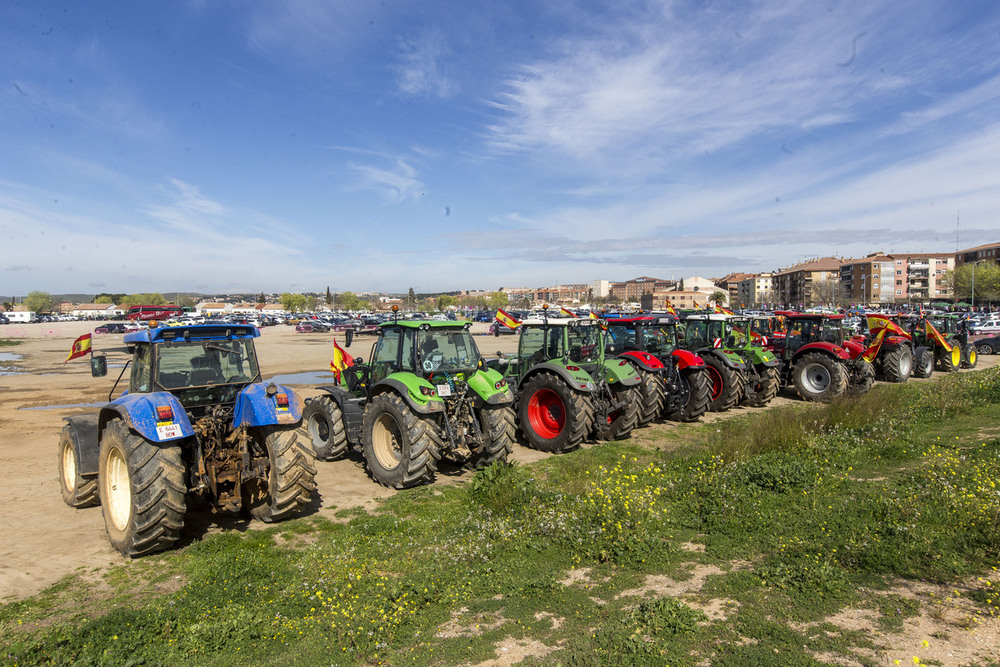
left=362, top=393, right=441, bottom=488
left=913, top=350, right=934, bottom=378
left=467, top=405, right=515, bottom=469
left=666, top=368, right=710, bottom=422
left=743, top=366, right=779, bottom=407
left=518, top=372, right=593, bottom=453
left=880, top=346, right=912, bottom=383
left=300, top=396, right=349, bottom=460
left=592, top=384, right=640, bottom=441
left=59, top=425, right=98, bottom=508
left=635, top=370, right=666, bottom=425
left=98, top=420, right=186, bottom=557
left=792, top=353, right=848, bottom=402
left=245, top=427, right=317, bottom=522
left=961, top=344, right=978, bottom=369
left=703, top=355, right=741, bottom=412
left=847, top=359, right=876, bottom=396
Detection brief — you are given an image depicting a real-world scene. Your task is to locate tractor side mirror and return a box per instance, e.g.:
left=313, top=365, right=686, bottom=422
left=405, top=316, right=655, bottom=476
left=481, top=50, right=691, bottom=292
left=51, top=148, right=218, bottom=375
left=344, top=329, right=354, bottom=347
left=354, top=357, right=364, bottom=365
left=91, top=355, right=108, bottom=377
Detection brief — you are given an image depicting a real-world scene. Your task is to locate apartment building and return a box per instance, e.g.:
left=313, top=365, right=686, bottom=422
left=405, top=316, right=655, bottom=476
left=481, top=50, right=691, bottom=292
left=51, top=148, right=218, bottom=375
left=772, top=257, right=844, bottom=306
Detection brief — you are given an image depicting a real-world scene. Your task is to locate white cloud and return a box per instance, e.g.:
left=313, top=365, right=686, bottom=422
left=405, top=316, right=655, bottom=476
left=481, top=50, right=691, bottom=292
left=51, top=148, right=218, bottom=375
left=347, top=158, right=425, bottom=203
left=395, top=30, right=457, bottom=98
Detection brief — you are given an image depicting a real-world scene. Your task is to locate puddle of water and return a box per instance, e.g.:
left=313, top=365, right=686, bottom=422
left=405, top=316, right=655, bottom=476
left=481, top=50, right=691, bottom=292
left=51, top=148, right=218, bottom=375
left=20, top=402, right=106, bottom=411
left=0, top=352, right=21, bottom=362
left=265, top=371, right=333, bottom=385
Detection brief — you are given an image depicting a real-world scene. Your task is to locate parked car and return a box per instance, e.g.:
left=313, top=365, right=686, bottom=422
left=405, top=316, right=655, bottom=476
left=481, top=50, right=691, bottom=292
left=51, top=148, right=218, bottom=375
left=489, top=322, right=519, bottom=336
left=94, top=322, right=128, bottom=334
left=296, top=321, right=329, bottom=333
left=971, top=318, right=1000, bottom=335
left=974, top=334, right=1000, bottom=355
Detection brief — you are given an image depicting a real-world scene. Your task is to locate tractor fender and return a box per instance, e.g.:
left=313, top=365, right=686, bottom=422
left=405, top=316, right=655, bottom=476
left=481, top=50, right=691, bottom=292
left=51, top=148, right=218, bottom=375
left=62, top=413, right=101, bottom=477
left=842, top=339, right=866, bottom=358
left=312, top=384, right=365, bottom=448
left=671, top=349, right=705, bottom=370
left=600, top=358, right=642, bottom=386
left=750, top=347, right=780, bottom=367
left=233, top=382, right=304, bottom=428
left=616, top=350, right=665, bottom=372
left=519, top=362, right=596, bottom=394
left=101, top=392, right=194, bottom=443
left=792, top=343, right=850, bottom=365
left=372, top=375, right=445, bottom=414
left=701, top=349, right=746, bottom=370
left=466, top=367, right=514, bottom=406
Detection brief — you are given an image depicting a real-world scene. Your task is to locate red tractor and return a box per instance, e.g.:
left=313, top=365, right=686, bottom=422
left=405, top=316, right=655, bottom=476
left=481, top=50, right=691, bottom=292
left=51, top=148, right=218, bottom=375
left=603, top=315, right=711, bottom=423
left=770, top=312, right=875, bottom=401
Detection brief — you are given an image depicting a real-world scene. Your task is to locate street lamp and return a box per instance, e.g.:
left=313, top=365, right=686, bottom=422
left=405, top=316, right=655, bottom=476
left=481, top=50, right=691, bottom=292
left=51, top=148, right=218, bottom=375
left=859, top=274, right=870, bottom=306
left=971, top=259, right=986, bottom=311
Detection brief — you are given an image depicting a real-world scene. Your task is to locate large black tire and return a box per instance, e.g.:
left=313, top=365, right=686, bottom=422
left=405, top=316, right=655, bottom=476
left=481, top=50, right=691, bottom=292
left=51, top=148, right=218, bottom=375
left=913, top=350, right=934, bottom=378
left=666, top=368, right=710, bottom=422
left=245, top=427, right=317, bottom=522
left=703, top=355, right=742, bottom=412
left=518, top=372, right=594, bottom=453
left=880, top=345, right=912, bottom=383
left=592, top=384, right=640, bottom=441
left=961, top=344, right=978, bottom=369
left=936, top=342, right=961, bottom=372
left=792, top=352, right=848, bottom=402
left=300, top=396, right=349, bottom=461
left=466, top=405, right=515, bottom=469
left=635, top=370, right=666, bottom=426
left=98, top=420, right=186, bottom=557
left=59, top=425, right=98, bottom=508
left=977, top=341, right=995, bottom=355
left=743, top=366, right=779, bottom=407
left=362, top=393, right=441, bottom=488
left=847, top=359, right=876, bottom=396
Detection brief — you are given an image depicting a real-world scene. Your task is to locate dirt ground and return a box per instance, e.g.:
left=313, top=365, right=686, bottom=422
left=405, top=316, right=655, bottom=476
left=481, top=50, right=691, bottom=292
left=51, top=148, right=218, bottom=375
left=1, top=321, right=996, bottom=607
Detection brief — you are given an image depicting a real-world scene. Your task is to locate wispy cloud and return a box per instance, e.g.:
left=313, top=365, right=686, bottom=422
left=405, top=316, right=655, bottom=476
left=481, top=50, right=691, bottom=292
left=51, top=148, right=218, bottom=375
left=395, top=29, right=457, bottom=98
left=347, top=158, right=425, bottom=203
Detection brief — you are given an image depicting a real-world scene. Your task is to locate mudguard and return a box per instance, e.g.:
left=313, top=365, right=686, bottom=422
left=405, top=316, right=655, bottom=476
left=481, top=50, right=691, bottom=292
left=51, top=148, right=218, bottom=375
left=232, top=382, right=304, bottom=428
left=374, top=374, right=445, bottom=414
left=793, top=341, right=850, bottom=362
left=617, top=350, right=665, bottom=372
left=672, top=349, right=705, bottom=370
left=314, top=385, right=365, bottom=447
left=842, top=339, right=865, bottom=359
left=62, top=413, right=101, bottom=477
left=520, top=362, right=596, bottom=394
left=703, top=349, right=746, bottom=370
left=102, top=392, right=194, bottom=443
left=751, top=347, right=780, bottom=367
left=466, top=367, right=514, bottom=406
left=601, top=358, right=641, bottom=386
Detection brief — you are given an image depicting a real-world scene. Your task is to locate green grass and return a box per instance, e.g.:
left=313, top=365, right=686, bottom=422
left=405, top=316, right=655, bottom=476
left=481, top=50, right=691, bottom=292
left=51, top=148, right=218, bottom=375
left=0, top=339, right=22, bottom=347
left=5, top=368, right=1000, bottom=665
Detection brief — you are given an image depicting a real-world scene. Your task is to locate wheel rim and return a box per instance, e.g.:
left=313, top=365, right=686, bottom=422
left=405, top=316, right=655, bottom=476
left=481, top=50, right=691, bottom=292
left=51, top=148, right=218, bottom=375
left=308, top=413, right=329, bottom=443
left=371, top=413, right=403, bottom=469
left=801, top=363, right=831, bottom=394
left=527, top=388, right=566, bottom=439
left=899, top=353, right=912, bottom=376
left=951, top=346, right=962, bottom=367
left=969, top=349, right=977, bottom=365
left=978, top=345, right=992, bottom=355
left=705, top=367, right=723, bottom=400
left=61, top=442, right=76, bottom=491
left=105, top=446, right=132, bottom=531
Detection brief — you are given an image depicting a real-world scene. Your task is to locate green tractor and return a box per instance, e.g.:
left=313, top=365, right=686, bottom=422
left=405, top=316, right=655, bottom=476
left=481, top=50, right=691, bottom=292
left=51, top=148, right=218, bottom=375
left=299, top=318, right=515, bottom=489
left=676, top=313, right=749, bottom=411
left=489, top=313, right=642, bottom=453
left=724, top=315, right=782, bottom=407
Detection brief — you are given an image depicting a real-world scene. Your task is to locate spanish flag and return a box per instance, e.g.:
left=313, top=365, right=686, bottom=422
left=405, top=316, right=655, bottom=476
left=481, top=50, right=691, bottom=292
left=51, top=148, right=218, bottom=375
left=330, top=339, right=354, bottom=383
left=665, top=301, right=677, bottom=316
left=589, top=311, right=600, bottom=320
left=715, top=305, right=734, bottom=315
left=925, top=320, right=952, bottom=352
left=559, top=306, right=577, bottom=318
left=862, top=327, right=888, bottom=363
left=867, top=314, right=909, bottom=338
left=495, top=308, right=521, bottom=330
left=66, top=333, right=92, bottom=363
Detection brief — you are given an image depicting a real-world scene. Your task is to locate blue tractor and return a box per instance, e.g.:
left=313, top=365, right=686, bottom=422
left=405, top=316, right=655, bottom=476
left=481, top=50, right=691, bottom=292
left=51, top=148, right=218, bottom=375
left=57, top=323, right=316, bottom=557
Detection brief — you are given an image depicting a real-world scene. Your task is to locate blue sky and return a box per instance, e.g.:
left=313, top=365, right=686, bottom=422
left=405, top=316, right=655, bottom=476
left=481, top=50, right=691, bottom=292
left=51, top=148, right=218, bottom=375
left=1, top=0, right=999, bottom=296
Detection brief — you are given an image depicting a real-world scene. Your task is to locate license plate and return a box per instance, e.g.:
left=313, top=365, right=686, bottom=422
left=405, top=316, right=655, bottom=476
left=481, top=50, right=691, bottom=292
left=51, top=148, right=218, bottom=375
left=156, top=423, right=182, bottom=440
left=436, top=384, right=452, bottom=397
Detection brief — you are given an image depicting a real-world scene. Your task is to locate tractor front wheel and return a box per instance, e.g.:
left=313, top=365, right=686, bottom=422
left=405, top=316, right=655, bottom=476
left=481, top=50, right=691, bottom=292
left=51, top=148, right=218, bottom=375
left=362, top=393, right=441, bottom=488
left=467, top=405, right=515, bottom=469
left=743, top=366, right=779, bottom=407
left=913, top=350, right=934, bottom=378
left=300, top=396, right=349, bottom=460
left=58, top=425, right=98, bottom=508
left=961, top=344, right=978, bottom=369
left=792, top=353, right=848, bottom=402
left=518, top=373, right=593, bottom=453
left=245, top=427, right=317, bottom=522
left=847, top=359, right=876, bottom=396
left=98, top=420, right=186, bottom=557
left=592, top=384, right=640, bottom=442
left=880, top=346, right=912, bottom=383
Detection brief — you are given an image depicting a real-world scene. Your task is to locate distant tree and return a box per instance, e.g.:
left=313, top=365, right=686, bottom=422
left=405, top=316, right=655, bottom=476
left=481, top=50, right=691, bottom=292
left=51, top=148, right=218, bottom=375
left=279, top=293, right=307, bottom=313
left=24, top=291, right=55, bottom=313
left=2, top=301, right=12, bottom=311
left=177, top=295, right=197, bottom=308
left=258, top=292, right=266, bottom=304
left=94, top=292, right=126, bottom=304
left=305, top=295, right=319, bottom=311
left=337, top=291, right=366, bottom=312
left=436, top=294, right=457, bottom=310
left=486, top=291, right=508, bottom=310
left=121, top=293, right=166, bottom=307
left=709, top=290, right=728, bottom=307
left=948, top=263, right=1000, bottom=304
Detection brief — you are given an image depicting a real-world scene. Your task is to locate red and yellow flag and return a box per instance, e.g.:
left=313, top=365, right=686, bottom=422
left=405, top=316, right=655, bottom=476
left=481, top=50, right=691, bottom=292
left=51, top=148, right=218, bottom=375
left=330, top=339, right=354, bottom=383
left=559, top=306, right=577, bottom=318
left=862, top=327, right=888, bottom=363
left=495, top=308, right=521, bottom=330
left=715, top=305, right=734, bottom=315
left=867, top=314, right=909, bottom=338
left=665, top=301, right=677, bottom=316
left=65, top=333, right=92, bottom=363
left=925, top=321, right=952, bottom=352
